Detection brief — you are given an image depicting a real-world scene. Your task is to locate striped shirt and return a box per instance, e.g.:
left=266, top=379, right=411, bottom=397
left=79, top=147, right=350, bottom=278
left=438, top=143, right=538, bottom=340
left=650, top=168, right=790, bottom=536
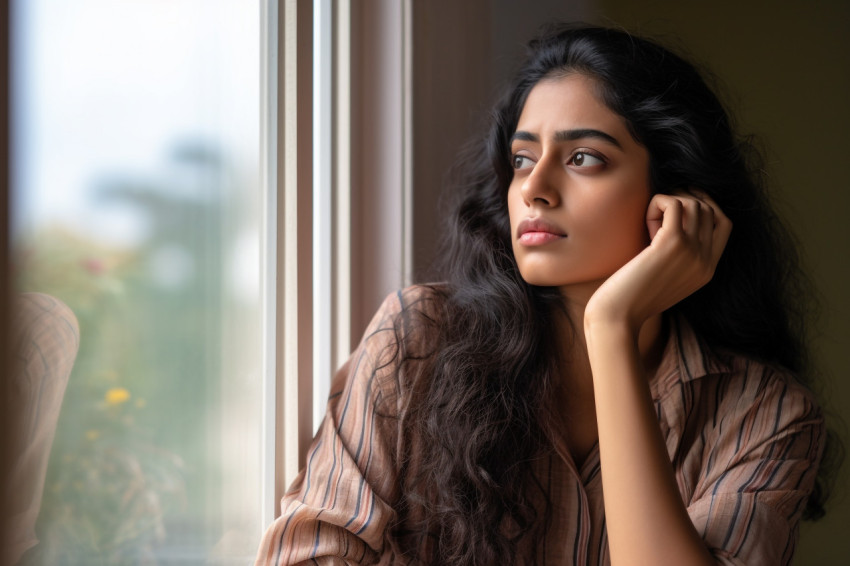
left=255, top=285, right=824, bottom=565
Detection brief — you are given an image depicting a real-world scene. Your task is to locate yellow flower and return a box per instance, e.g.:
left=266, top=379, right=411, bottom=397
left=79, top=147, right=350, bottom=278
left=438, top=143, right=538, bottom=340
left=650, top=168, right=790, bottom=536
left=86, top=429, right=100, bottom=441
left=105, top=387, right=130, bottom=406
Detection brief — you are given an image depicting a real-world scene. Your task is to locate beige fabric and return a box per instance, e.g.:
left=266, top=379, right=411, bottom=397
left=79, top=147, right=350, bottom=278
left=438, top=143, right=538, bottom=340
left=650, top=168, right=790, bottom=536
left=8, top=294, right=79, bottom=564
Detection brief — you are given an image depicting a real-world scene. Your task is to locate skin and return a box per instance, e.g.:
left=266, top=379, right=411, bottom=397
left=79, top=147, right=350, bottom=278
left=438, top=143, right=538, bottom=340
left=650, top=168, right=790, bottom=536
left=508, top=74, right=732, bottom=565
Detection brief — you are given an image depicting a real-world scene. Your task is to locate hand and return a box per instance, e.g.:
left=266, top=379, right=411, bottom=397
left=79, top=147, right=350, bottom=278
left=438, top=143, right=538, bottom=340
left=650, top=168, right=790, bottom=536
left=584, top=191, right=732, bottom=333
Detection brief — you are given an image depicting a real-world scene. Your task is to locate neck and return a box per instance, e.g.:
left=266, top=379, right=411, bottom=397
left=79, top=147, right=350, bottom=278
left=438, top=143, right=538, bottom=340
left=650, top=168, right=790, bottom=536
left=556, top=283, right=666, bottom=382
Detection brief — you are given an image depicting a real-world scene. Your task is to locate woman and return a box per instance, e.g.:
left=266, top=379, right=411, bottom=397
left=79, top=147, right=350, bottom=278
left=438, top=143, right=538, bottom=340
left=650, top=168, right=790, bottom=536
left=256, top=24, right=831, bottom=565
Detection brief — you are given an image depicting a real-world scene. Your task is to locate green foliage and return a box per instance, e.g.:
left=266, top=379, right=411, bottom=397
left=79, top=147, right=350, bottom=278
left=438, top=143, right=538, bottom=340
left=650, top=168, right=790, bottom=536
left=16, top=228, right=189, bottom=564
left=17, top=148, right=227, bottom=563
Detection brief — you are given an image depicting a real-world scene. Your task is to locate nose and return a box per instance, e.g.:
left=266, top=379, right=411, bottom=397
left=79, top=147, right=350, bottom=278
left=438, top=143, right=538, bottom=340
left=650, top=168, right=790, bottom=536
left=520, top=155, right=561, bottom=207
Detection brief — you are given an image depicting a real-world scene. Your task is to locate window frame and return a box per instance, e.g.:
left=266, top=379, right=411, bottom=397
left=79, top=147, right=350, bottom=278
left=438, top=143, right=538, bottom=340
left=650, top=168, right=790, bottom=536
left=264, top=0, right=414, bottom=522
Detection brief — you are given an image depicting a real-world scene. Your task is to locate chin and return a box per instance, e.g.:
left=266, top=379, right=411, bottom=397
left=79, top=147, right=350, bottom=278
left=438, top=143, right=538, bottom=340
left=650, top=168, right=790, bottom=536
left=517, top=266, right=612, bottom=290
left=518, top=270, right=569, bottom=288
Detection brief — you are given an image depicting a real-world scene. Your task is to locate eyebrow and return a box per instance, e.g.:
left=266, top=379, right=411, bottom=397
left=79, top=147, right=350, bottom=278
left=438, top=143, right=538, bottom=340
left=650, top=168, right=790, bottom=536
left=511, top=128, right=623, bottom=149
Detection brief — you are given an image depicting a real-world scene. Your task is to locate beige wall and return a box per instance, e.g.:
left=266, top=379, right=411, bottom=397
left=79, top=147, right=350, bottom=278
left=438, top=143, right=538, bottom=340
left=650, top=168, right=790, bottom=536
left=410, top=2, right=850, bottom=563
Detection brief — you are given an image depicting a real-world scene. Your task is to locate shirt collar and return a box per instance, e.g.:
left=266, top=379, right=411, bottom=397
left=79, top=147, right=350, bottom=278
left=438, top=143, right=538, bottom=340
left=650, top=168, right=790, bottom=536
left=650, top=313, right=733, bottom=397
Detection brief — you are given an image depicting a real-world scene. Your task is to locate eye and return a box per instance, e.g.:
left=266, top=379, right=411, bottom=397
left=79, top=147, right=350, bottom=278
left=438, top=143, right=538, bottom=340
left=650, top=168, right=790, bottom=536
left=511, top=154, right=535, bottom=170
left=569, top=151, right=605, bottom=168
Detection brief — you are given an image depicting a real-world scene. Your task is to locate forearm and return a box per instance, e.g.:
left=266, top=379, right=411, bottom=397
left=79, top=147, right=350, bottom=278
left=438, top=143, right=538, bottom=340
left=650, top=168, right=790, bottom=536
left=585, top=319, right=715, bottom=566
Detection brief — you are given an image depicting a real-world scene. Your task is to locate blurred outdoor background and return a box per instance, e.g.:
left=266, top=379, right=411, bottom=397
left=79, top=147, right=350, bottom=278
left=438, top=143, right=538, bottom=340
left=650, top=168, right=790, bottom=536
left=12, top=1, right=264, bottom=563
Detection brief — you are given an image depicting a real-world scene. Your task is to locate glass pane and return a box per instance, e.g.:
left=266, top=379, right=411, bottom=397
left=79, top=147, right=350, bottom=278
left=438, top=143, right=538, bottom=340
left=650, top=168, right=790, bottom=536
left=11, top=1, right=264, bottom=564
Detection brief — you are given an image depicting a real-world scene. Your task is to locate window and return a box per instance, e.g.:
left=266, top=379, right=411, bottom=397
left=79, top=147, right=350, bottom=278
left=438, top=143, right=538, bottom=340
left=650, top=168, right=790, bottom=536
left=11, top=1, right=266, bottom=562
left=9, top=0, right=415, bottom=563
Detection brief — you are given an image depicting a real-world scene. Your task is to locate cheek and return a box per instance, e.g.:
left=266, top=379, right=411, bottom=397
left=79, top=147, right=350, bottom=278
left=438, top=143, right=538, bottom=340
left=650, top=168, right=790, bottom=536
left=569, top=184, right=651, bottom=248
left=574, top=188, right=645, bottom=223
left=612, top=191, right=652, bottom=248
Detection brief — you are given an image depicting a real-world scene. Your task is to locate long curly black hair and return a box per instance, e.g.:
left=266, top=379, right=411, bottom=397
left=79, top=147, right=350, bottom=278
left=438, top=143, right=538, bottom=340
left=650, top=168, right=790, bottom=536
left=386, top=23, right=839, bottom=565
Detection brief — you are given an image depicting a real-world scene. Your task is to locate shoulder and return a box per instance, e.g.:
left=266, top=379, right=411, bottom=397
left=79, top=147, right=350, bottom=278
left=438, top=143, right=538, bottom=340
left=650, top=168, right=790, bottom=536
left=362, top=284, right=448, bottom=353
left=372, top=283, right=448, bottom=321
left=708, top=356, right=823, bottom=447
left=658, top=315, right=824, bottom=462
left=677, top=349, right=826, bottom=561
left=667, top=318, right=824, bottom=467
left=659, top=314, right=820, bottom=414
left=342, top=285, right=446, bottom=406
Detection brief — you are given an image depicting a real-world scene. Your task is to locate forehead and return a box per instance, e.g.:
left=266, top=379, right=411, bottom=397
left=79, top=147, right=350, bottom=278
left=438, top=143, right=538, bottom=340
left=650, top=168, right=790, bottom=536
left=516, top=74, right=628, bottom=137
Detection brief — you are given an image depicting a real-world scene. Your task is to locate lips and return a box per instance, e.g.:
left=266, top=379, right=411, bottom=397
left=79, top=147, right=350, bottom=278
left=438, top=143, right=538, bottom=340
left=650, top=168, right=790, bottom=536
left=516, top=217, right=567, bottom=246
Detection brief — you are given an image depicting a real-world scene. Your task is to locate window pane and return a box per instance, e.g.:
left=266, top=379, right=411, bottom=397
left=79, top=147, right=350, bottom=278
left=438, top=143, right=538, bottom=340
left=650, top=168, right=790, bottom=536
left=11, top=1, right=264, bottom=564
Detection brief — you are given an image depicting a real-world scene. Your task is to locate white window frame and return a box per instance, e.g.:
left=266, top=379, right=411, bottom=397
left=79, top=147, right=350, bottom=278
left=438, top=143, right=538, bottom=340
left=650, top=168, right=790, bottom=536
left=261, top=0, right=316, bottom=524
left=315, top=0, right=414, bottom=431
left=260, top=0, right=413, bottom=523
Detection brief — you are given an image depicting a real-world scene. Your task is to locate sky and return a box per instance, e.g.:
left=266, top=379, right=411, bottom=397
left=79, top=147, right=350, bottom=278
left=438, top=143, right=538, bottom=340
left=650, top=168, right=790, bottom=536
left=12, top=0, right=259, bottom=247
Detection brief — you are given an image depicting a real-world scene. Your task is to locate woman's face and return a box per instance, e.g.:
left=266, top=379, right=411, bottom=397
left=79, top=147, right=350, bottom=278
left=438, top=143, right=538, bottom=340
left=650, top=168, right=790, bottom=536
left=507, top=73, right=652, bottom=297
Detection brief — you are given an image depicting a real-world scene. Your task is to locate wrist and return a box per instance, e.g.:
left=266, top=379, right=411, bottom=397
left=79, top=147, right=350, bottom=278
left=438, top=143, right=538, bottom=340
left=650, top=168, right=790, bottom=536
left=584, top=310, right=667, bottom=380
left=583, top=300, right=641, bottom=337
left=583, top=313, right=641, bottom=355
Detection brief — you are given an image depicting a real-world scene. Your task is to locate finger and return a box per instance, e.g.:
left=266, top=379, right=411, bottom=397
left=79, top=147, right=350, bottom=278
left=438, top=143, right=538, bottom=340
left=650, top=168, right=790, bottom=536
left=679, top=197, right=702, bottom=238
left=698, top=202, right=715, bottom=246
left=688, top=191, right=733, bottom=256
left=649, top=195, right=684, bottom=239
left=669, top=189, right=710, bottom=238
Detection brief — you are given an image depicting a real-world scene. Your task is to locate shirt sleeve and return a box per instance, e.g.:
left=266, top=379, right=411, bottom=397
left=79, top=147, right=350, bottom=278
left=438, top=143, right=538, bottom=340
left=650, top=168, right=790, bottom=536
left=255, top=292, right=408, bottom=566
left=685, top=369, right=825, bottom=566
